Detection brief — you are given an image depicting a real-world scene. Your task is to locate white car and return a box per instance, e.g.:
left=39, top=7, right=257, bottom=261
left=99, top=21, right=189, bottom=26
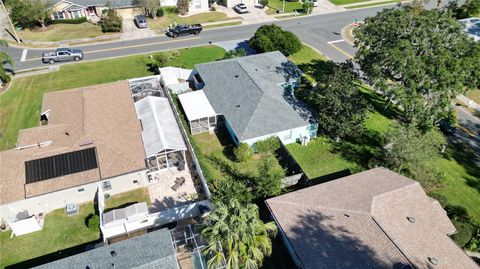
left=312, top=0, right=318, bottom=6
left=234, top=3, right=248, bottom=13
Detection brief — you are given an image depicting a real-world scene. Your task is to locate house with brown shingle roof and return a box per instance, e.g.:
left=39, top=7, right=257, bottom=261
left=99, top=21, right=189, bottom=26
left=0, top=81, right=146, bottom=221
left=266, top=167, right=478, bottom=269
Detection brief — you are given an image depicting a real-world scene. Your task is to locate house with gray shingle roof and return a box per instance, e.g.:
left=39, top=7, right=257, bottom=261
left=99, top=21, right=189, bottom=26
left=266, top=167, right=478, bottom=269
left=178, top=51, right=318, bottom=146
left=33, top=228, right=179, bottom=269
left=50, top=0, right=209, bottom=22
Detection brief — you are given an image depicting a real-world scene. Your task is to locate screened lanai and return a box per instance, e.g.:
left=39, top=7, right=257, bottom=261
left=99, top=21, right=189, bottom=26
left=177, top=90, right=217, bottom=135
left=135, top=96, right=187, bottom=173
left=129, top=76, right=164, bottom=102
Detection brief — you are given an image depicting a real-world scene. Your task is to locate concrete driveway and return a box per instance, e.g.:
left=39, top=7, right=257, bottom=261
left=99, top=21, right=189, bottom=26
left=237, top=5, right=275, bottom=24
left=121, top=18, right=156, bottom=40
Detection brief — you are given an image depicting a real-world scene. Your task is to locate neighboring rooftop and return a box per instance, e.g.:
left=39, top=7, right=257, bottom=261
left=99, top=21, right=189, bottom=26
left=134, top=96, right=187, bottom=158
left=0, top=81, right=146, bottom=204
left=196, top=51, right=314, bottom=141
left=460, top=18, right=480, bottom=42
left=52, top=0, right=139, bottom=8
left=33, top=228, right=179, bottom=269
left=177, top=90, right=216, bottom=121
left=266, top=167, right=478, bottom=269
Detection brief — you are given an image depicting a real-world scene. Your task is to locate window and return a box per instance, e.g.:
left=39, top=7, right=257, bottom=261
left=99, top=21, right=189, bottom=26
left=102, top=180, right=112, bottom=191
left=77, top=187, right=85, bottom=193
left=52, top=11, right=65, bottom=20
left=194, top=0, right=201, bottom=8
left=70, top=10, right=83, bottom=19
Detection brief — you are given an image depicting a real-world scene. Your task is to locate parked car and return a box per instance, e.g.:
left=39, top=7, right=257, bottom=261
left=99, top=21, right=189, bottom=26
left=42, top=48, right=84, bottom=64
left=234, top=3, right=248, bottom=13
left=438, top=119, right=456, bottom=135
left=165, top=24, right=202, bottom=38
left=134, top=15, right=148, bottom=28
left=312, top=0, right=318, bottom=6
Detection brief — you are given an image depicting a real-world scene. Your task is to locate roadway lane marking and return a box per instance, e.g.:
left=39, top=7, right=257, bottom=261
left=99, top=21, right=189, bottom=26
left=327, top=39, right=345, bottom=44
left=23, top=37, right=202, bottom=62
left=20, top=49, right=28, bottom=62
left=328, top=42, right=353, bottom=59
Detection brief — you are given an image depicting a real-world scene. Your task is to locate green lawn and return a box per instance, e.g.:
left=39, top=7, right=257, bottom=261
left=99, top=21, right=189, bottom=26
left=0, top=203, right=99, bottom=269
left=104, top=188, right=152, bottom=211
left=19, top=23, right=108, bottom=42
left=464, top=89, right=480, bottom=104
left=286, top=137, right=361, bottom=179
left=288, top=45, right=328, bottom=66
left=344, top=0, right=398, bottom=8
left=0, top=45, right=226, bottom=150
left=266, top=0, right=304, bottom=14
left=148, top=12, right=238, bottom=30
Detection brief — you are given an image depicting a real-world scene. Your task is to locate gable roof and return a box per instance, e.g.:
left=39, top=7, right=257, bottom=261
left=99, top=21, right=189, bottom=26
left=196, top=51, right=314, bottom=141
left=0, top=81, right=146, bottom=204
left=266, top=168, right=477, bottom=269
left=134, top=96, right=187, bottom=158
left=53, top=0, right=139, bottom=9
left=33, top=228, right=179, bottom=269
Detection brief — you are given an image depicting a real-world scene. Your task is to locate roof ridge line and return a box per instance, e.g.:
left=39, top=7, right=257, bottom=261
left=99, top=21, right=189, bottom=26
left=370, top=181, right=420, bottom=214
left=268, top=199, right=372, bottom=215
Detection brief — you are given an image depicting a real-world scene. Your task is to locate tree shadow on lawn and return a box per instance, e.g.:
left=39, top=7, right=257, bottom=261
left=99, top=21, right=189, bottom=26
left=297, top=59, right=337, bottom=82
left=331, top=128, right=384, bottom=169
left=444, top=143, right=480, bottom=194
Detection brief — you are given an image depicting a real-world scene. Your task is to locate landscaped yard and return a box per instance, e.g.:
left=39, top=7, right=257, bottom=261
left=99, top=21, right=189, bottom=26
left=19, top=23, right=108, bottom=42
left=328, top=0, right=372, bottom=5
left=104, top=188, right=152, bottom=211
left=0, top=45, right=226, bottom=150
left=148, top=12, right=238, bottom=31
left=266, top=0, right=304, bottom=14
left=0, top=203, right=100, bottom=269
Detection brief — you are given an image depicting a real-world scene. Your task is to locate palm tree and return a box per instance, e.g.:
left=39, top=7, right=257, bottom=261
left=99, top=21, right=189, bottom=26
left=0, top=40, right=13, bottom=84
left=201, top=199, right=277, bottom=269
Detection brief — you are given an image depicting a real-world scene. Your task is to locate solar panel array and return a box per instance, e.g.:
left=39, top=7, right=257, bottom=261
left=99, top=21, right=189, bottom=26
left=25, top=147, right=98, bottom=184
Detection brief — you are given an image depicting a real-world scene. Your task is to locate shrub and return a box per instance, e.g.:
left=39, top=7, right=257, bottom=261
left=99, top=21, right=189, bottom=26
left=100, top=10, right=122, bottom=32
left=163, top=6, right=180, bottom=14
left=249, top=24, right=302, bottom=56
left=452, top=220, right=474, bottom=247
left=259, top=0, right=269, bottom=7
left=303, top=1, right=314, bottom=14
left=445, top=204, right=471, bottom=223
left=223, top=48, right=246, bottom=59
left=156, top=7, right=165, bottom=17
left=255, top=137, right=280, bottom=153
left=177, top=0, right=190, bottom=15
left=233, top=143, right=253, bottom=162
left=210, top=6, right=216, bottom=11
left=50, top=17, right=87, bottom=24
left=86, top=214, right=100, bottom=230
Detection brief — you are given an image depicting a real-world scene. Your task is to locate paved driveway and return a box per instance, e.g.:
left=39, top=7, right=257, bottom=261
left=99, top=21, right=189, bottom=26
left=121, top=18, right=156, bottom=40
left=238, top=5, right=275, bottom=24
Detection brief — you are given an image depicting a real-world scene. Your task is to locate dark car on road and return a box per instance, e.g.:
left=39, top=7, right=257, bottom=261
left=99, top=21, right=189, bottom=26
left=134, top=15, right=148, bottom=28
left=438, top=119, right=456, bottom=135
left=42, top=48, right=83, bottom=64
left=165, top=24, right=202, bottom=38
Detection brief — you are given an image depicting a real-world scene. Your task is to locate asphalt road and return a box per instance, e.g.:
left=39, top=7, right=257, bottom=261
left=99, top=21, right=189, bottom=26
left=3, top=5, right=395, bottom=71
left=452, top=106, right=480, bottom=164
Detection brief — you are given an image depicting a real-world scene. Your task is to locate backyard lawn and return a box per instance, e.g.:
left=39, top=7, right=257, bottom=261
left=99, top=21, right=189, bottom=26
left=104, top=188, right=152, bottom=211
left=148, top=12, right=238, bottom=31
left=0, top=203, right=100, bottom=269
left=266, top=0, right=304, bottom=14
left=19, top=23, right=108, bottom=42
left=0, top=45, right=226, bottom=150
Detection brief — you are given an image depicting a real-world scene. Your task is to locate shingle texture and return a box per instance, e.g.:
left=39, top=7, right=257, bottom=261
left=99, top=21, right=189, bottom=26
left=33, top=228, right=179, bottom=269
left=196, top=51, right=314, bottom=141
left=53, top=0, right=138, bottom=8
left=0, top=81, right=146, bottom=204
left=266, top=167, right=478, bottom=269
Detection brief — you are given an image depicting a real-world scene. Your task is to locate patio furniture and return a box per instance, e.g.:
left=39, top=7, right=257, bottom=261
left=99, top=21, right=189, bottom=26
left=171, top=177, right=186, bottom=191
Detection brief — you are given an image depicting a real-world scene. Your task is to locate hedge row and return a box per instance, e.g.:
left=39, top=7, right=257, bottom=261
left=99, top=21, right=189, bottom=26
left=50, top=17, right=87, bottom=25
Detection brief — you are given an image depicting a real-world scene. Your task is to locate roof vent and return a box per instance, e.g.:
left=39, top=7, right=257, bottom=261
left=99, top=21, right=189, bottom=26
left=234, top=75, right=239, bottom=78
left=407, top=216, right=415, bottom=223
left=111, top=250, right=117, bottom=257
left=65, top=132, right=70, bottom=136
left=428, top=257, right=438, bottom=265
left=236, top=105, right=240, bottom=108
left=111, top=263, right=115, bottom=268
left=344, top=213, right=350, bottom=217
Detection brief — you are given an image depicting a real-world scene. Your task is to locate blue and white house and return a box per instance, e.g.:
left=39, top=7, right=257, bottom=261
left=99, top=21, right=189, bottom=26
left=178, top=51, right=317, bottom=146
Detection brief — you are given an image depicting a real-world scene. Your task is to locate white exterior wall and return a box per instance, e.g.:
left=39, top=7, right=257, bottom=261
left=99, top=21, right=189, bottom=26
left=0, top=170, right=148, bottom=222
left=242, top=124, right=312, bottom=146
left=189, top=0, right=209, bottom=12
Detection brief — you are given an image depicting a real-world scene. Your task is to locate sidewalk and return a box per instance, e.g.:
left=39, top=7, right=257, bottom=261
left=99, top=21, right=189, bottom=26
left=457, top=94, right=480, bottom=112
